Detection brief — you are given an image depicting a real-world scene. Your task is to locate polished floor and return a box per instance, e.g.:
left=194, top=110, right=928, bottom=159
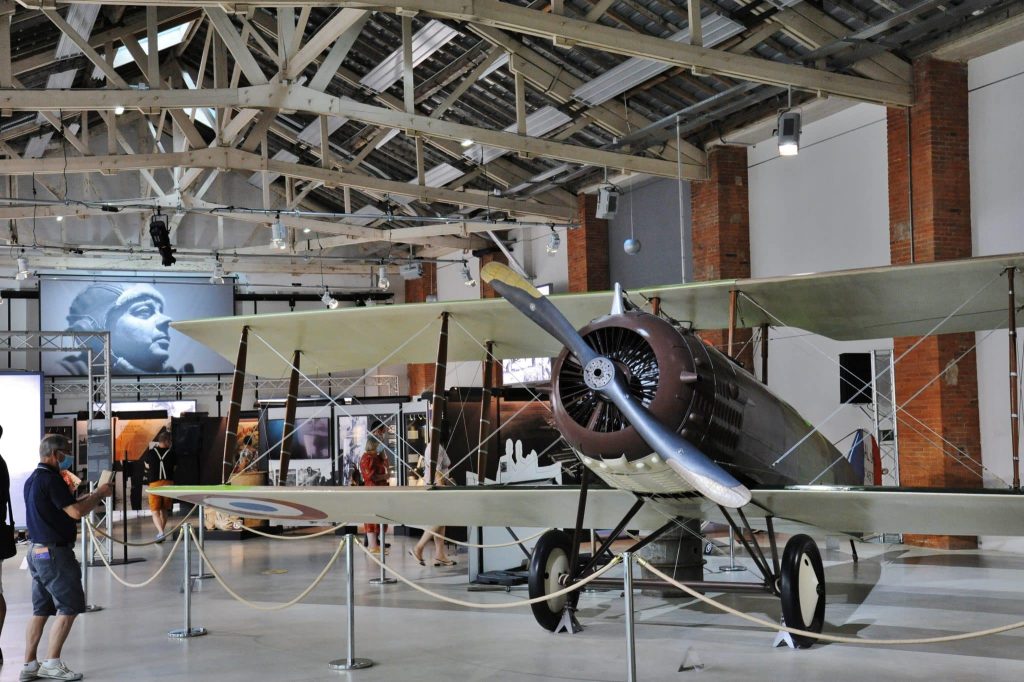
left=0, top=515, right=1023, bottom=681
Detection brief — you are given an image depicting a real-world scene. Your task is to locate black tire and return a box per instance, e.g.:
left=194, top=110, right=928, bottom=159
left=528, top=529, right=580, bottom=631
left=779, top=534, right=826, bottom=649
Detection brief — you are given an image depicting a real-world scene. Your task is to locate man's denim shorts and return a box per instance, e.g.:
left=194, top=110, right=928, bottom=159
left=27, top=544, right=85, bottom=616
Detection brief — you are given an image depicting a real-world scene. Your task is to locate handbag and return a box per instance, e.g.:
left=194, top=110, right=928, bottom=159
left=0, top=497, right=16, bottom=560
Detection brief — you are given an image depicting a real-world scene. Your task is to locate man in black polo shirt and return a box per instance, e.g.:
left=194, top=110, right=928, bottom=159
left=20, top=435, right=112, bottom=682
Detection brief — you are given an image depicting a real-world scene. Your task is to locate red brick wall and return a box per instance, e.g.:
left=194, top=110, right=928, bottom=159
left=690, top=146, right=753, bottom=370
left=568, top=193, right=610, bottom=293
left=887, top=58, right=981, bottom=550
left=405, top=262, right=437, bottom=397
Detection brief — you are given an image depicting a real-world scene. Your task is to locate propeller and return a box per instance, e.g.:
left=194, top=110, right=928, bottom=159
left=481, top=262, right=751, bottom=508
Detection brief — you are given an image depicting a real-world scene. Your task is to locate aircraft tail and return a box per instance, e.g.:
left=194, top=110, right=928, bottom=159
left=845, top=429, right=880, bottom=485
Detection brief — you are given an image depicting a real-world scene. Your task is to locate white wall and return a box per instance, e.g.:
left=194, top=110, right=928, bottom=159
left=747, top=103, right=892, bottom=448
left=969, top=42, right=1024, bottom=539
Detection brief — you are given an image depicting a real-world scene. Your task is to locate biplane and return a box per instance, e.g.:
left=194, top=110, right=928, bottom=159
left=155, top=252, right=1024, bottom=648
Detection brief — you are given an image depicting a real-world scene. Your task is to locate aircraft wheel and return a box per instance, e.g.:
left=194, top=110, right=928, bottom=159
left=528, top=529, right=579, bottom=631
left=779, top=534, right=826, bottom=648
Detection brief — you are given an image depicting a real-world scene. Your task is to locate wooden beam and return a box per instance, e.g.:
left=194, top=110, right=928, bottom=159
left=0, top=147, right=575, bottom=219
left=0, top=84, right=694, bottom=178
left=288, top=8, right=367, bottom=81
left=205, top=8, right=269, bottom=85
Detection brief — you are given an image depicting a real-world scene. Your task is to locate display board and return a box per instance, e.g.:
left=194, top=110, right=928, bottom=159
left=0, top=373, right=44, bottom=528
left=40, top=278, right=234, bottom=376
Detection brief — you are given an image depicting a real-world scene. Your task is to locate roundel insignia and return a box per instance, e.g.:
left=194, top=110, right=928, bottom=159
left=178, top=494, right=329, bottom=520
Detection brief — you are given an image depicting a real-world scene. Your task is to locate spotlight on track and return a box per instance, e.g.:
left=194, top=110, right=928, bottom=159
left=149, top=213, right=176, bottom=267
left=321, top=289, right=339, bottom=310
left=461, top=261, right=476, bottom=287
left=14, top=256, right=33, bottom=281
left=545, top=226, right=560, bottom=255
left=270, top=214, right=288, bottom=250
left=777, top=110, right=801, bottom=157
left=209, top=259, right=225, bottom=285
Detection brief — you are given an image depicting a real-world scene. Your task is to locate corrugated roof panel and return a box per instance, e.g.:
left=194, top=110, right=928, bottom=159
left=55, top=4, right=101, bottom=59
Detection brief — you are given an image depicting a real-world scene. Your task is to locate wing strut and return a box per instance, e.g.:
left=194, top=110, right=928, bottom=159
left=427, top=311, right=450, bottom=485
left=222, top=324, right=249, bottom=482
left=1008, top=267, right=1021, bottom=490
left=278, top=349, right=302, bottom=486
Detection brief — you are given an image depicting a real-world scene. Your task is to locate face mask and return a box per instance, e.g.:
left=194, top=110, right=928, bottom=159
left=60, top=455, right=74, bottom=471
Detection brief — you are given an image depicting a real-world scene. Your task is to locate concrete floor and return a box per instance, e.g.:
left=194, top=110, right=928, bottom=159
left=0, top=516, right=1023, bottom=681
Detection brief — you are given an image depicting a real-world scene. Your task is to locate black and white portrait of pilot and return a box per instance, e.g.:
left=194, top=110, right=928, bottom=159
left=41, top=279, right=234, bottom=376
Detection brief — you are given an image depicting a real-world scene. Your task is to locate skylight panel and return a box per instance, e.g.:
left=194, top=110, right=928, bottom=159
left=572, top=13, right=744, bottom=106
left=359, top=20, right=460, bottom=93
left=92, top=22, right=193, bottom=79
left=462, top=106, right=572, bottom=165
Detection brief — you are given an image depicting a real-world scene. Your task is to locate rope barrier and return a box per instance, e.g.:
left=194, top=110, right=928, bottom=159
left=241, top=523, right=352, bottom=540
left=88, top=506, right=198, bottom=547
left=416, top=526, right=551, bottom=549
left=87, top=523, right=184, bottom=588
left=356, top=541, right=622, bottom=609
left=187, top=528, right=345, bottom=611
left=636, top=557, right=1024, bottom=645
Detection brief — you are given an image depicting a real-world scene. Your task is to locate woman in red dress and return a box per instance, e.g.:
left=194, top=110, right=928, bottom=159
left=358, top=438, right=390, bottom=553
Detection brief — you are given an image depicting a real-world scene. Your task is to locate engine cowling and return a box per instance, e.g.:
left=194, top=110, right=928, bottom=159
left=551, top=310, right=858, bottom=490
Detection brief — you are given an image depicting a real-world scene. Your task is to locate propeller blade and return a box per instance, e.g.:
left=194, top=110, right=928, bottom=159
left=481, top=262, right=751, bottom=508
left=481, top=262, right=597, bottom=366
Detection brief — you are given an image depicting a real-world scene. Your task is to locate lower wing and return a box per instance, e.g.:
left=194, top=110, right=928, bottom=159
left=152, top=484, right=1024, bottom=536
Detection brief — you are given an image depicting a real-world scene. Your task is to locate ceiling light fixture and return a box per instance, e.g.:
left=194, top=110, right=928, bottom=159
left=14, top=256, right=33, bottom=281
left=149, top=214, right=176, bottom=267
left=209, top=258, right=225, bottom=285
left=545, top=226, right=560, bottom=255
left=321, top=289, right=339, bottom=309
left=55, top=215, right=64, bottom=222
left=461, top=261, right=476, bottom=287
left=377, top=264, right=391, bottom=291
left=113, top=104, right=125, bottom=115
left=302, top=226, right=311, bottom=234
left=270, top=213, right=288, bottom=250
left=460, top=138, right=474, bottom=147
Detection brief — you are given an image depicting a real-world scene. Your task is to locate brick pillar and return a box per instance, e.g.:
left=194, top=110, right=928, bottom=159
left=887, top=57, right=981, bottom=550
left=690, top=145, right=753, bottom=370
left=405, top=262, right=437, bottom=397
left=568, top=194, right=610, bottom=293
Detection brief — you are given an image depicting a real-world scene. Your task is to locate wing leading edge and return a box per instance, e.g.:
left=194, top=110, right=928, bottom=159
left=172, top=252, right=1024, bottom=376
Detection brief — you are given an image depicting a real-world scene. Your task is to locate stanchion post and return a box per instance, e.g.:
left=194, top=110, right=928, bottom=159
left=368, top=525, right=396, bottom=585
left=80, top=515, right=102, bottom=612
left=623, top=551, right=636, bottom=682
left=329, top=535, right=373, bottom=670
left=168, top=523, right=207, bottom=639
left=720, top=527, right=746, bottom=573
left=195, top=506, right=212, bottom=579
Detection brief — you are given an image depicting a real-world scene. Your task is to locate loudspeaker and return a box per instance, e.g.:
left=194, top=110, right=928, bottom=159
left=839, top=353, right=873, bottom=404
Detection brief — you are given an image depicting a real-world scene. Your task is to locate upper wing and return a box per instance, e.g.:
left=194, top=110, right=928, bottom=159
left=155, top=484, right=1024, bottom=537
left=173, top=252, right=1024, bottom=375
